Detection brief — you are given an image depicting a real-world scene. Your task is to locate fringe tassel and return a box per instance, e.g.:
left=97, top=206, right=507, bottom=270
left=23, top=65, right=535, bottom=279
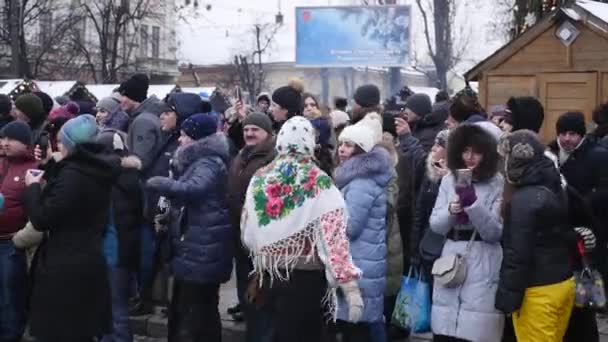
left=321, top=287, right=338, bottom=322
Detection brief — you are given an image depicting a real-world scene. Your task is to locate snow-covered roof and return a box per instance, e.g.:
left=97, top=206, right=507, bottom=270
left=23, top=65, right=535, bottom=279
left=148, top=85, right=177, bottom=99
left=35, top=81, right=76, bottom=98
left=87, top=84, right=119, bottom=101
left=577, top=0, right=608, bottom=23
left=0, top=79, right=26, bottom=94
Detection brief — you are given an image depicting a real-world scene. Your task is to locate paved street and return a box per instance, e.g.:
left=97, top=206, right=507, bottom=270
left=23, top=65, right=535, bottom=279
left=129, top=274, right=608, bottom=342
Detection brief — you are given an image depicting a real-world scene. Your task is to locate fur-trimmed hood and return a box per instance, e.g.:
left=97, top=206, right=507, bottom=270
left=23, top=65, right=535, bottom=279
left=447, top=124, right=499, bottom=182
left=173, top=133, right=230, bottom=175
left=379, top=132, right=398, bottom=167
left=121, top=155, right=142, bottom=170
left=334, top=145, right=394, bottom=189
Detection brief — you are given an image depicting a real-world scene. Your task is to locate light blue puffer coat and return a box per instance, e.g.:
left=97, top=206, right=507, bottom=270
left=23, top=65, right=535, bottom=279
left=334, top=146, right=394, bottom=323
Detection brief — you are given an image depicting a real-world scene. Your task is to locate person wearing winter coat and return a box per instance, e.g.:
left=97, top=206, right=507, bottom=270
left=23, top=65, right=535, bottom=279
left=495, top=130, right=574, bottom=342
left=13, top=93, right=48, bottom=144
left=334, top=119, right=393, bottom=340
left=545, top=111, right=608, bottom=342
left=226, top=113, right=276, bottom=329
left=97, top=95, right=129, bottom=132
left=270, top=79, right=304, bottom=132
left=409, top=130, right=450, bottom=276
left=0, top=121, right=38, bottom=341
left=592, top=102, right=608, bottom=148
left=429, top=124, right=504, bottom=342
left=119, top=73, right=165, bottom=173
left=24, top=114, right=120, bottom=341
left=96, top=130, right=144, bottom=342
left=241, top=116, right=363, bottom=342
left=403, top=93, right=445, bottom=152
left=146, top=114, right=233, bottom=342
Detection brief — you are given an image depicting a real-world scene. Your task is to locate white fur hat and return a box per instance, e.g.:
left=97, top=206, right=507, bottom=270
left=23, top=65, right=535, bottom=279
left=358, top=112, right=383, bottom=144
left=339, top=124, right=375, bottom=153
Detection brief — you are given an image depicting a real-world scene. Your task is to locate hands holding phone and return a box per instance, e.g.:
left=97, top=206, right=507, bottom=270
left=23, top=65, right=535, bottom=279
left=395, top=115, right=411, bottom=136
left=25, top=169, right=44, bottom=186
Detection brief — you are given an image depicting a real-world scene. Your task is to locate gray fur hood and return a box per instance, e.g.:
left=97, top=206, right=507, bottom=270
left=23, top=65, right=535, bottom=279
left=334, top=145, right=394, bottom=189
left=173, top=133, right=230, bottom=175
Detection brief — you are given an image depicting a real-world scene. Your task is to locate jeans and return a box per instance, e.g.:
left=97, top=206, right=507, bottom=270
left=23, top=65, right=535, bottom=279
left=101, top=267, right=133, bottom=342
left=138, top=223, right=156, bottom=294
left=0, top=240, right=27, bottom=342
left=168, top=280, right=221, bottom=342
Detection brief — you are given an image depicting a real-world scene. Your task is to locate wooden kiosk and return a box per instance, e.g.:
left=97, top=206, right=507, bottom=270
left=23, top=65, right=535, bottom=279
left=465, top=0, right=608, bottom=141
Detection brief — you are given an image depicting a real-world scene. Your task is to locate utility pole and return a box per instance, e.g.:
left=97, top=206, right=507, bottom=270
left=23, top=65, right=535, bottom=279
left=10, top=0, right=21, bottom=77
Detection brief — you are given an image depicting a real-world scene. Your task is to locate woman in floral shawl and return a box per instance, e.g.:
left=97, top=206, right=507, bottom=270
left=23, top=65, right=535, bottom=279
left=241, top=116, right=363, bottom=342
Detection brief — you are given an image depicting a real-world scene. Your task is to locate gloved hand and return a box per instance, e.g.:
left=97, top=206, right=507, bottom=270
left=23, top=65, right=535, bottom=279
left=340, top=281, right=364, bottom=322
left=574, top=227, right=596, bottom=252
left=455, top=185, right=477, bottom=207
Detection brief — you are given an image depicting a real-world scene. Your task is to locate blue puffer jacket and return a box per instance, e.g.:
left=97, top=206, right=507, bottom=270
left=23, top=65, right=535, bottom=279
left=147, top=133, right=234, bottom=284
left=334, top=146, right=394, bottom=323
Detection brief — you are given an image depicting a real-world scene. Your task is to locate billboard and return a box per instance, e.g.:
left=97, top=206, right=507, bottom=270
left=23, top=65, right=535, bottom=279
left=295, top=6, right=410, bottom=67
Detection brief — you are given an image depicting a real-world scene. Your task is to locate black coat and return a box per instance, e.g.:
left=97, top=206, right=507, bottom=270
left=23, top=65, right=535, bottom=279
left=24, top=143, right=120, bottom=340
left=495, top=158, right=572, bottom=314
left=112, top=156, right=144, bottom=270
left=548, top=139, right=608, bottom=251
left=409, top=163, right=442, bottom=265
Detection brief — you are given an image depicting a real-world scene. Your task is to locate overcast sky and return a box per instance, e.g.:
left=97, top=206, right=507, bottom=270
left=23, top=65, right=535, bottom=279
left=176, top=0, right=507, bottom=74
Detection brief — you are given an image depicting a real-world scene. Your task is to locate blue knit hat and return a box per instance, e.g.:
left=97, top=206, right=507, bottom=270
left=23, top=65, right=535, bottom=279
left=180, top=113, right=217, bottom=140
left=59, top=114, right=99, bottom=154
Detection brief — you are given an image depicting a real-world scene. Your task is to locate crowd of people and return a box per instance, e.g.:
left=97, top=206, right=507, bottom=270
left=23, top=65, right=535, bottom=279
left=0, top=72, right=605, bottom=342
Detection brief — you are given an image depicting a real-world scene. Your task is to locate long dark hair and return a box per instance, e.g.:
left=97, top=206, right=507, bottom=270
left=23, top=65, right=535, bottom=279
left=447, top=124, right=499, bottom=182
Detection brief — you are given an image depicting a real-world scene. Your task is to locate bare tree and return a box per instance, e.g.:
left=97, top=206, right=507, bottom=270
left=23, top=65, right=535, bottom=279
left=69, top=0, right=163, bottom=83
left=0, top=0, right=77, bottom=78
left=234, top=23, right=281, bottom=104
left=414, top=0, right=470, bottom=92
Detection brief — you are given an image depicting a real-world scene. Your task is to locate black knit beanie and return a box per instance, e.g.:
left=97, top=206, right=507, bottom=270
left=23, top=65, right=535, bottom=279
left=33, top=91, right=54, bottom=115
left=272, top=78, right=304, bottom=115
left=118, top=73, right=149, bottom=103
left=556, top=111, right=586, bottom=136
left=353, top=84, right=380, bottom=108
left=506, top=96, right=544, bottom=133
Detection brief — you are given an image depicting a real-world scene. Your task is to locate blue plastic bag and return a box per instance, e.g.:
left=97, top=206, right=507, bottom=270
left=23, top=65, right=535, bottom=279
left=391, top=266, right=431, bottom=333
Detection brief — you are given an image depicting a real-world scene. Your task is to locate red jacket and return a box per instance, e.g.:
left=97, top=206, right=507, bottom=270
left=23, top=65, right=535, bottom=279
left=0, top=155, right=38, bottom=238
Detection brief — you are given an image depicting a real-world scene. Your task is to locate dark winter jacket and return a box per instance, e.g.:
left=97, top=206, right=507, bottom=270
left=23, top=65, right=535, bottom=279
left=24, top=143, right=120, bottom=340
left=227, top=137, right=276, bottom=238
left=0, top=115, right=13, bottom=130
left=547, top=138, right=608, bottom=227
left=0, top=155, right=38, bottom=238
left=410, top=109, right=445, bottom=152
left=127, top=95, right=165, bottom=173
left=105, top=156, right=144, bottom=270
left=495, top=157, right=572, bottom=314
left=227, top=120, right=245, bottom=151
left=142, top=131, right=180, bottom=219
left=147, top=133, right=234, bottom=284
left=410, top=156, right=444, bottom=266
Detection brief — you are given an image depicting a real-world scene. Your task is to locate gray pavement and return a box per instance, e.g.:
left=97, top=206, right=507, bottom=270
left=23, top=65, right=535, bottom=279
left=130, top=274, right=608, bottom=341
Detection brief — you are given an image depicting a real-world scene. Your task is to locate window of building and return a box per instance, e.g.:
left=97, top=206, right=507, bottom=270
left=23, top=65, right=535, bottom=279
left=140, top=24, right=148, bottom=57
left=152, top=26, right=160, bottom=58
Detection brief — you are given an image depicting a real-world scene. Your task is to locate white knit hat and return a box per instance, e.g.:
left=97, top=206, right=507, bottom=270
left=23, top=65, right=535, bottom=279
left=330, top=110, right=350, bottom=128
left=358, top=112, right=383, bottom=144
left=339, top=124, right=375, bottom=152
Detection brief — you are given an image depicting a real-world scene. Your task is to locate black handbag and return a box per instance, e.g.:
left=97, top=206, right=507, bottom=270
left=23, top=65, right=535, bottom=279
left=419, top=229, right=446, bottom=263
